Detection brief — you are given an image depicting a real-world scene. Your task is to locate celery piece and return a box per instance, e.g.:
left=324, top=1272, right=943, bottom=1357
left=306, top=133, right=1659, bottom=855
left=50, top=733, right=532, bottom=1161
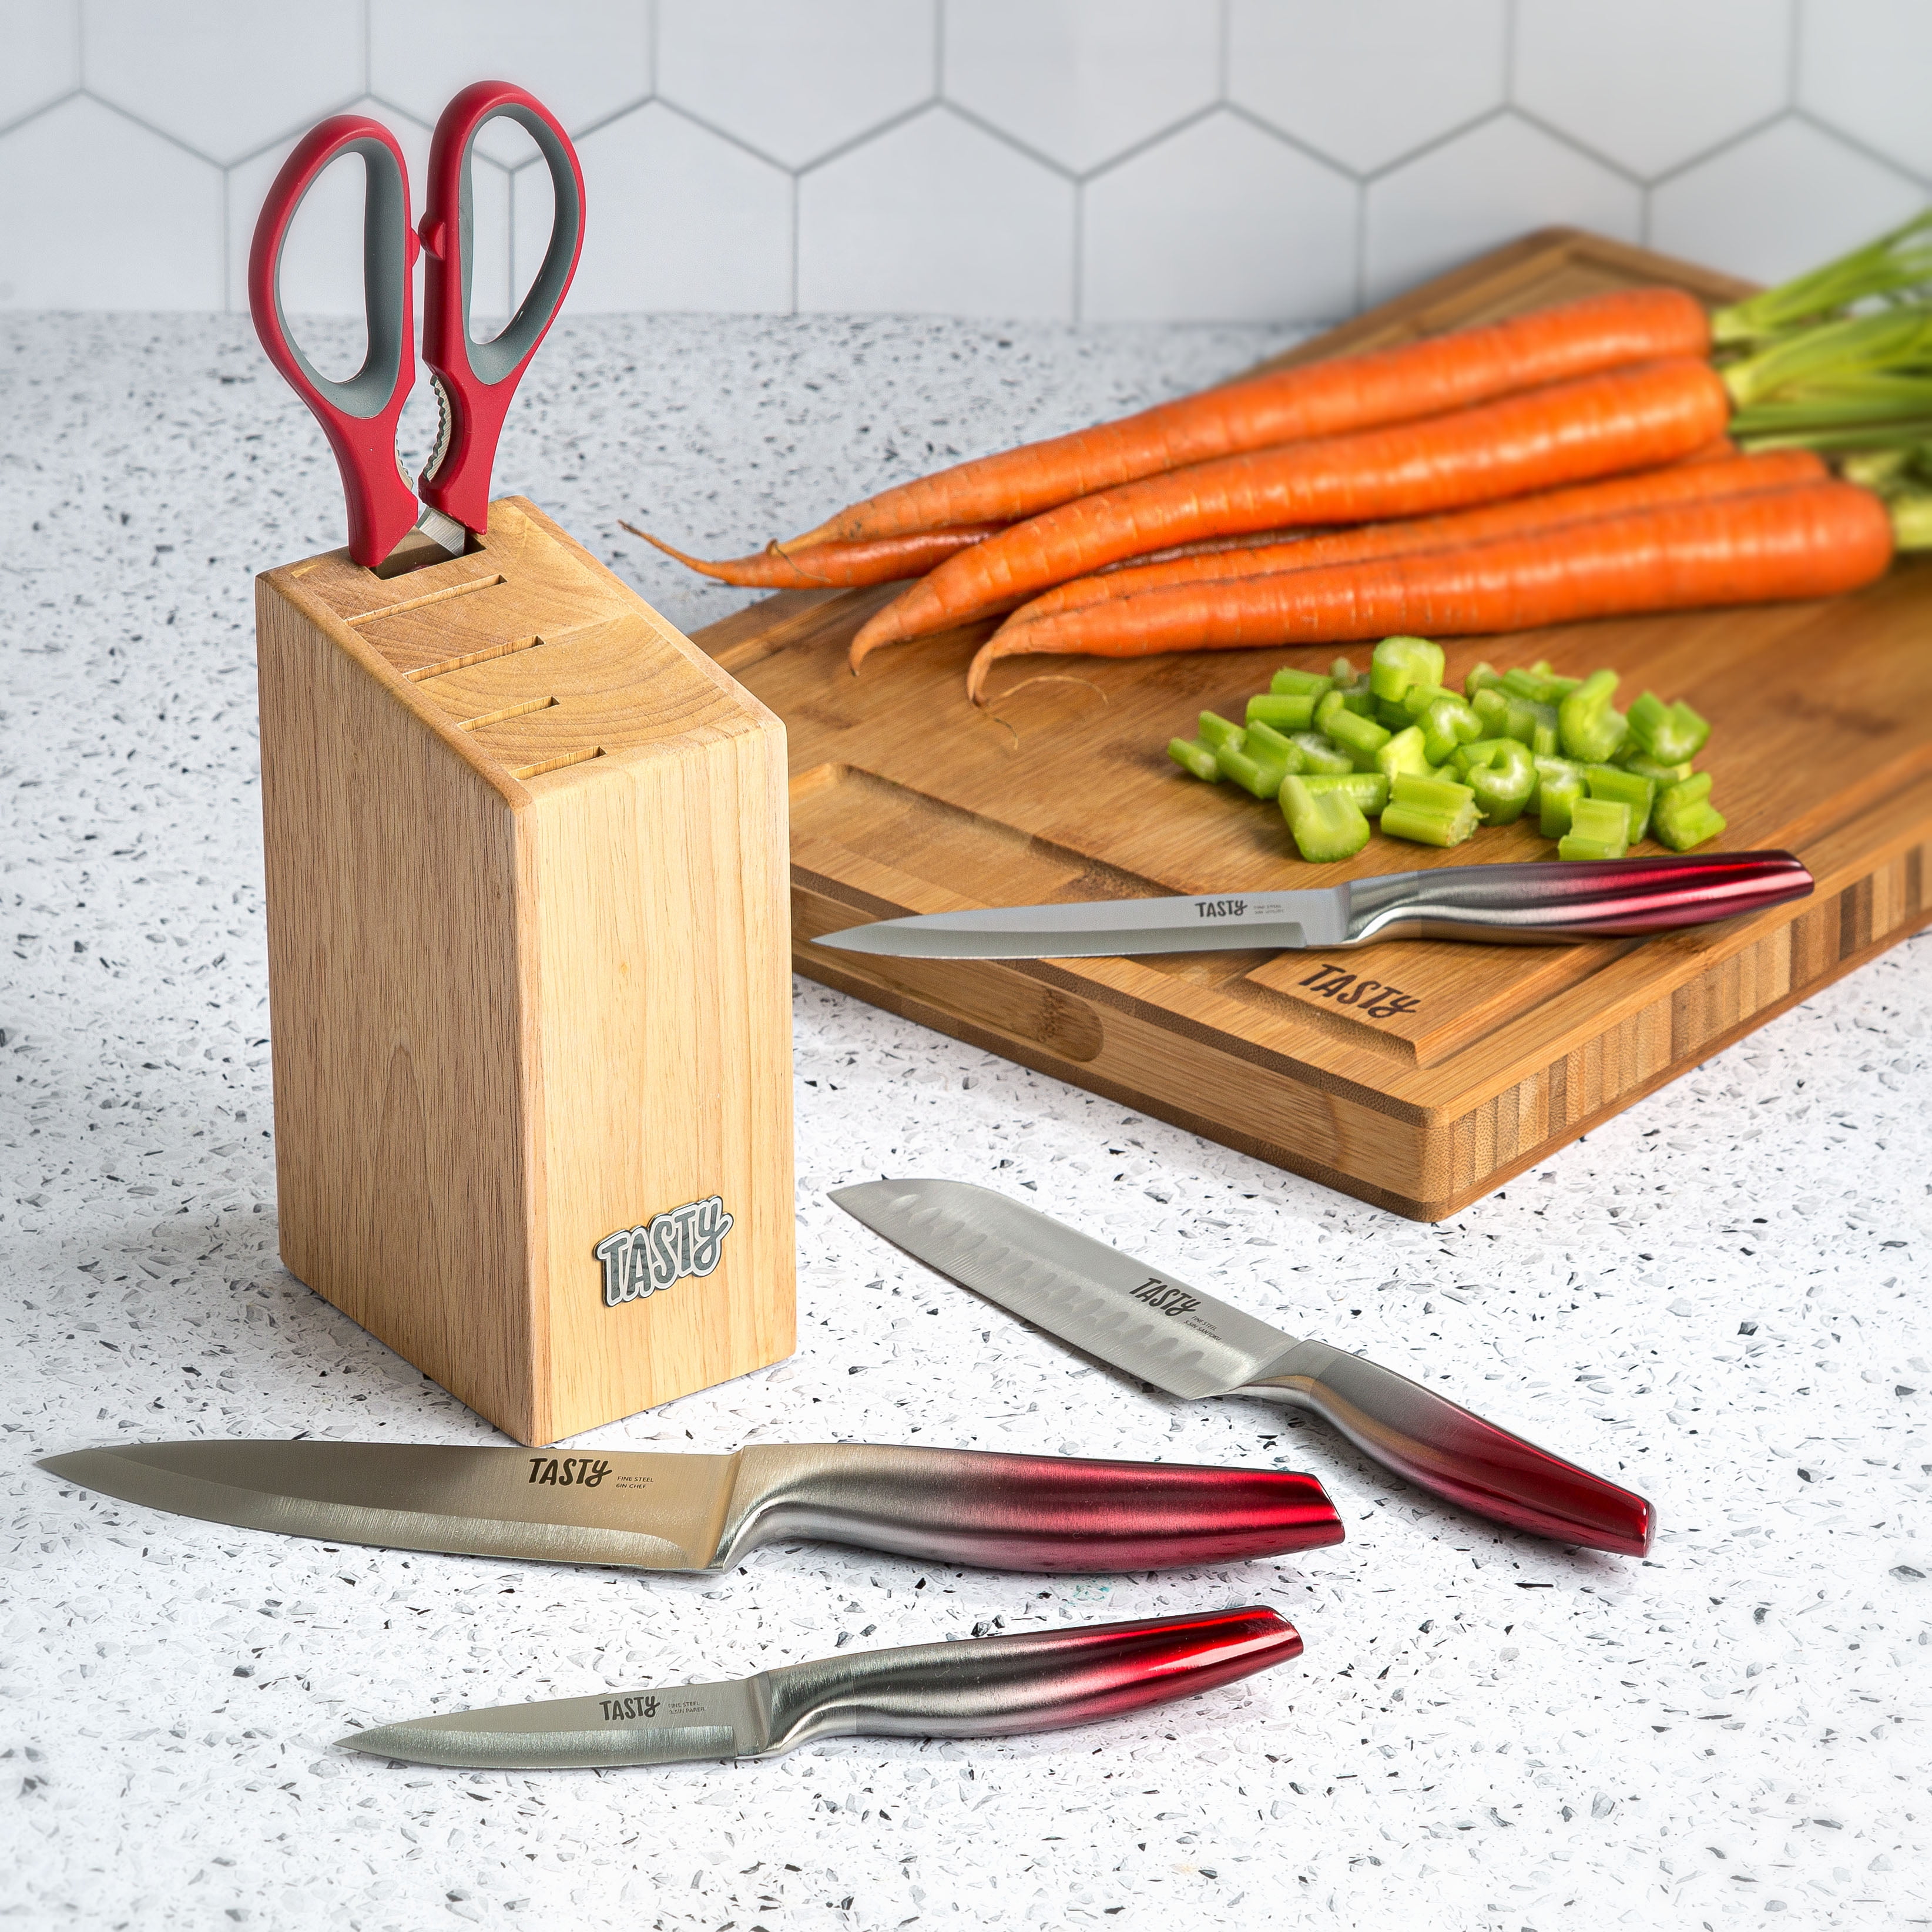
left=1220, top=719, right=1303, bottom=799
left=1625, top=691, right=1711, bottom=765
left=1653, top=772, right=1728, bottom=852
left=1500, top=665, right=1578, bottom=707
left=1375, top=724, right=1437, bottom=784
left=1374, top=697, right=1416, bottom=733
left=1329, top=656, right=1357, bottom=685
left=1447, top=735, right=1507, bottom=779
left=1313, top=689, right=1346, bottom=734
left=1323, top=706, right=1393, bottom=771
left=1464, top=660, right=1505, bottom=699
left=1559, top=795, right=1631, bottom=858
left=1558, top=669, right=1628, bottom=763
left=1302, top=772, right=1391, bottom=816
left=1369, top=634, right=1447, bottom=703
left=1380, top=772, right=1481, bottom=848
left=1471, top=686, right=1511, bottom=739
left=1280, top=776, right=1371, bottom=863
left=1528, top=660, right=1582, bottom=699
left=1246, top=692, right=1317, bottom=732
left=1535, top=758, right=1586, bottom=839
left=1288, top=730, right=1356, bottom=777
left=1462, top=737, right=1537, bottom=826
left=1400, top=680, right=1448, bottom=719
left=1504, top=696, right=1559, bottom=757
left=1168, top=736, right=1222, bottom=781
left=1337, top=679, right=1377, bottom=717
left=1198, top=709, right=1244, bottom=750
left=1420, top=692, right=1484, bottom=767
left=1584, top=764, right=1656, bottom=843
left=1618, top=750, right=1695, bottom=786
left=1269, top=667, right=1336, bottom=702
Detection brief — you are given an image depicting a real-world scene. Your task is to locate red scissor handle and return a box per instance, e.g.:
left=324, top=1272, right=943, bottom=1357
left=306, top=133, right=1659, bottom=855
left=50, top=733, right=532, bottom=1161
left=247, top=115, right=422, bottom=568
left=417, top=82, right=586, bottom=535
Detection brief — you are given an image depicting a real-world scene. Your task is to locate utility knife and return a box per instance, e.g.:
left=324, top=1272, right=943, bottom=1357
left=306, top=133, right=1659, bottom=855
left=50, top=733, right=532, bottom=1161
left=831, top=1178, right=1652, bottom=1557
left=337, top=1604, right=1301, bottom=1769
left=811, top=851, right=1812, bottom=960
left=37, top=1437, right=1341, bottom=1574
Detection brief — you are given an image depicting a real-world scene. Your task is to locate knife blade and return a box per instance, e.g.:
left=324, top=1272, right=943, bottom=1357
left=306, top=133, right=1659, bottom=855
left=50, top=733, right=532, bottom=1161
left=336, top=1604, right=1302, bottom=1769
left=831, top=1179, right=1652, bottom=1557
left=36, top=1437, right=1341, bottom=1574
left=811, top=851, right=1813, bottom=960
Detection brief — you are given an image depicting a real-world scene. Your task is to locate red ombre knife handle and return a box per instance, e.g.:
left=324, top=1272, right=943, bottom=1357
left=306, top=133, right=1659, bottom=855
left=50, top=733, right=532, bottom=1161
left=762, top=1606, right=1301, bottom=1752
left=718, top=1444, right=1343, bottom=1572
left=1247, top=1346, right=1652, bottom=1555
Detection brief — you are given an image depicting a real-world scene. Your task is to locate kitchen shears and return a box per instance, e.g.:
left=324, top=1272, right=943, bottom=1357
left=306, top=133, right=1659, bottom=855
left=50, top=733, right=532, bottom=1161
left=247, top=80, right=586, bottom=570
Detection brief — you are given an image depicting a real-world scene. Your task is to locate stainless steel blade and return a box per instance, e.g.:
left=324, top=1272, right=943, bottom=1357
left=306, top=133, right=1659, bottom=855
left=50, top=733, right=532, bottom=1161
left=339, top=1678, right=764, bottom=1770
left=36, top=1441, right=742, bottom=1571
left=830, top=1178, right=1302, bottom=1398
left=813, top=888, right=1346, bottom=960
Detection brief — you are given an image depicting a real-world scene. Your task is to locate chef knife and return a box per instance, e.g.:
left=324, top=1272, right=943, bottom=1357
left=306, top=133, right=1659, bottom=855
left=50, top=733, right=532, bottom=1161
left=336, top=1604, right=1301, bottom=1769
left=811, top=851, right=1812, bottom=959
left=831, top=1179, right=1651, bottom=1557
left=36, top=1438, right=1341, bottom=1573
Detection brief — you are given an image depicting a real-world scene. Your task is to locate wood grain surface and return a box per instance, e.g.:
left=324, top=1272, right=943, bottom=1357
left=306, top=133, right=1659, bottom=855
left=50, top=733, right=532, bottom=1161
left=689, top=229, right=1932, bottom=1221
left=257, top=498, right=796, bottom=1443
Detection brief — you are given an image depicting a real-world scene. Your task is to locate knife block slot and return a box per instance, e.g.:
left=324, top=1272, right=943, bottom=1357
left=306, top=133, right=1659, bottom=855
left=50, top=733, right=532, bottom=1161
left=254, top=497, right=796, bottom=1444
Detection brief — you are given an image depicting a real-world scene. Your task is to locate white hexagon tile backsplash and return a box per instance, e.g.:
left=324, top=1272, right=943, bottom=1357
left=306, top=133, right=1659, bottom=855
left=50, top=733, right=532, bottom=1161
left=0, top=0, right=1927, bottom=318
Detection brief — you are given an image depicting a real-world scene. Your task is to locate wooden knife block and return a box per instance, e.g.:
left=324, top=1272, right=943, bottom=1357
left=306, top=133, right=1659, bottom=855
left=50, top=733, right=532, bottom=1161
left=253, top=498, right=795, bottom=1444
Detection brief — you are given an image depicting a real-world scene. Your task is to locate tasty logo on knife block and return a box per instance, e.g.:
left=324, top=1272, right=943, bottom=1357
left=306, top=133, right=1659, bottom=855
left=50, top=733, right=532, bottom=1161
left=595, top=1196, right=734, bottom=1306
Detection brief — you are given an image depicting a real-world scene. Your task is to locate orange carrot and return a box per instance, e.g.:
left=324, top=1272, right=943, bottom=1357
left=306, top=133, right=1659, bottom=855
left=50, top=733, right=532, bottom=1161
left=852, top=359, right=1733, bottom=669
left=964, top=482, right=1891, bottom=703
left=622, top=521, right=1005, bottom=589
left=1012, top=449, right=1827, bottom=626
left=795, top=288, right=1712, bottom=546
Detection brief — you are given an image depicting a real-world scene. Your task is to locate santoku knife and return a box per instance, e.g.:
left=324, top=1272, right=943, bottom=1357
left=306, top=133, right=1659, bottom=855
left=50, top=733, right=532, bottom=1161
left=832, top=1178, right=1652, bottom=1557
left=36, top=1438, right=1341, bottom=1573
left=337, top=1605, right=1301, bottom=1769
left=813, top=851, right=1812, bottom=959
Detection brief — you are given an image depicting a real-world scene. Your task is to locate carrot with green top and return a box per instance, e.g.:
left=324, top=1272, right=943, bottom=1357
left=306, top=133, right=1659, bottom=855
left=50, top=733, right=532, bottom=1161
left=852, top=359, right=1733, bottom=669
left=964, top=481, right=1893, bottom=703
left=791, top=287, right=1710, bottom=546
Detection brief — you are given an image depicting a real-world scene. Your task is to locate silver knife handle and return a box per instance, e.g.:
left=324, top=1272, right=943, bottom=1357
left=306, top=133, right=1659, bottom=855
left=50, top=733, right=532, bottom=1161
left=757, top=1605, right=1301, bottom=1756
left=719, top=1443, right=1343, bottom=1572
left=1243, top=1343, right=1652, bottom=1555
left=1341, top=851, right=1812, bottom=947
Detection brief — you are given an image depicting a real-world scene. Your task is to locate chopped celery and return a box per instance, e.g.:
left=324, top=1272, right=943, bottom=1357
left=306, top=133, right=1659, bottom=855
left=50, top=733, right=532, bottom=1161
left=1504, top=695, right=1560, bottom=757
left=1270, top=667, right=1336, bottom=701
left=1374, top=697, right=1416, bottom=732
left=1461, top=738, right=1537, bottom=826
left=1401, top=680, right=1448, bottom=719
left=1500, top=664, right=1580, bottom=706
left=1471, top=686, right=1511, bottom=739
left=1420, top=692, right=1484, bottom=766
left=1369, top=634, right=1447, bottom=704
left=1558, top=669, right=1628, bottom=763
left=1302, top=772, right=1391, bottom=815
left=1198, top=710, right=1244, bottom=750
left=1329, top=656, right=1357, bottom=685
left=1584, top=763, right=1656, bottom=843
left=1219, top=719, right=1302, bottom=799
left=1280, top=776, right=1371, bottom=863
left=1465, top=660, right=1505, bottom=699
left=1653, top=772, right=1728, bottom=852
left=1380, top=772, right=1481, bottom=848
left=1323, top=707, right=1393, bottom=771
left=1168, top=735, right=1222, bottom=781
left=1288, top=730, right=1356, bottom=776
left=1246, top=691, right=1318, bottom=732
left=1558, top=795, right=1631, bottom=860
left=1375, top=724, right=1437, bottom=783
left=1535, top=757, right=1586, bottom=838
left=1625, top=691, right=1711, bottom=765
left=1617, top=750, right=1695, bottom=786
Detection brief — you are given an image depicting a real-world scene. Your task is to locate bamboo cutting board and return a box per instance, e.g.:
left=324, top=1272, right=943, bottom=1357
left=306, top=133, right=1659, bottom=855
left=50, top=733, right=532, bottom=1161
left=689, top=229, right=1932, bottom=1222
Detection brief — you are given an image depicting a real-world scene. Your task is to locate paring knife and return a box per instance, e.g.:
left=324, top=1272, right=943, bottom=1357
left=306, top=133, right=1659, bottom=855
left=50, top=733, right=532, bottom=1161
left=812, top=851, right=1812, bottom=960
left=337, top=1605, right=1300, bottom=1769
left=36, top=1438, right=1341, bottom=1574
left=831, top=1179, right=1652, bottom=1557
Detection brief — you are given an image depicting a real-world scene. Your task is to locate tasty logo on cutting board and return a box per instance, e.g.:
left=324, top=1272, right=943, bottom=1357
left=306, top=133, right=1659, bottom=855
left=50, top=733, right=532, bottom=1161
left=1297, top=961, right=1421, bottom=1021
left=595, top=1196, right=734, bottom=1307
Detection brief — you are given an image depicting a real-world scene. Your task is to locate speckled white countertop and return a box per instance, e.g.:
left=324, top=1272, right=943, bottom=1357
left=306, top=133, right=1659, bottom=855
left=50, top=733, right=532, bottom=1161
left=3, top=311, right=1929, bottom=1931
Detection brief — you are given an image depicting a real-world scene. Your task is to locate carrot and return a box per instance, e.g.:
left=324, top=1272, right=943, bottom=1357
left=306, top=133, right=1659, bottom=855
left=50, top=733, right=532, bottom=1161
left=1011, top=449, right=1826, bottom=626
left=794, top=289, right=1712, bottom=547
left=964, top=481, right=1891, bottom=703
left=620, top=521, right=1005, bottom=589
left=852, top=359, right=1733, bottom=669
